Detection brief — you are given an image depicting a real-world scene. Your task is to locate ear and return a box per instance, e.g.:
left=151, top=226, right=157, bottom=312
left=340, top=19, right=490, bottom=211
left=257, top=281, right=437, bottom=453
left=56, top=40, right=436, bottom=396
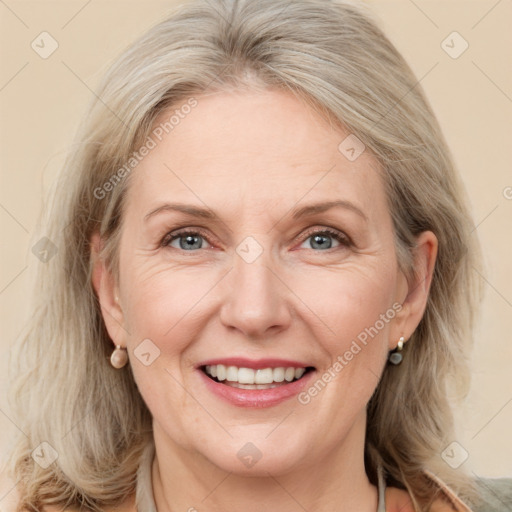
left=389, top=230, right=438, bottom=349
left=90, top=231, right=127, bottom=349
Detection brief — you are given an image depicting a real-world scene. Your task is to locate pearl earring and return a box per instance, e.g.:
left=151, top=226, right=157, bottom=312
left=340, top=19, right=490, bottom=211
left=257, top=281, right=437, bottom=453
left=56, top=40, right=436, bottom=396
left=110, top=345, right=128, bottom=369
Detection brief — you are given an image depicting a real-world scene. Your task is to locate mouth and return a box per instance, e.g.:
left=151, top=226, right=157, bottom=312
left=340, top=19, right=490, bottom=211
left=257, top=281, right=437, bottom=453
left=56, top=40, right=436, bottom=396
left=196, top=357, right=317, bottom=407
left=201, top=364, right=315, bottom=389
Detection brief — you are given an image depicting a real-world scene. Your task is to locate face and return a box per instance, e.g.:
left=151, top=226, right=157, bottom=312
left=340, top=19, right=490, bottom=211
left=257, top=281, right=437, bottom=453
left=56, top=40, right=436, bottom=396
left=97, top=88, right=425, bottom=477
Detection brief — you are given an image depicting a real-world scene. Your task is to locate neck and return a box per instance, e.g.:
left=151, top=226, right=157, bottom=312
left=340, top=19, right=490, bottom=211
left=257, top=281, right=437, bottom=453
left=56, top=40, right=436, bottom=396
left=151, top=413, right=378, bottom=512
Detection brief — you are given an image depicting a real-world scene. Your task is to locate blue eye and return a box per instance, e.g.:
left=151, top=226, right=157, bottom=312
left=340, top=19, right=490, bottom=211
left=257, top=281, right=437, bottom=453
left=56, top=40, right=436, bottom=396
left=162, top=227, right=350, bottom=252
left=165, top=231, right=209, bottom=251
left=300, top=229, right=349, bottom=251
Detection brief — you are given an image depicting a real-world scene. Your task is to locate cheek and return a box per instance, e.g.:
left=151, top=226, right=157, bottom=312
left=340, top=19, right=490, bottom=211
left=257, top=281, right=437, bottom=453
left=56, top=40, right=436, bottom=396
left=120, top=265, right=203, bottom=438
left=293, top=266, right=397, bottom=422
left=293, top=261, right=398, bottom=349
left=122, top=251, right=398, bottom=356
left=121, top=259, right=218, bottom=357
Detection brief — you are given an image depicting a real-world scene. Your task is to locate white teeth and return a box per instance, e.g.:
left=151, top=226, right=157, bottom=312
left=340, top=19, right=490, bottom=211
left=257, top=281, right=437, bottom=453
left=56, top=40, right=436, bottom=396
left=227, top=382, right=281, bottom=389
left=216, top=365, right=226, bottom=381
left=255, top=368, right=273, bottom=384
left=284, top=367, right=295, bottom=382
left=238, top=367, right=255, bottom=384
left=226, top=365, right=238, bottom=382
left=273, top=367, right=285, bottom=382
left=204, top=364, right=309, bottom=385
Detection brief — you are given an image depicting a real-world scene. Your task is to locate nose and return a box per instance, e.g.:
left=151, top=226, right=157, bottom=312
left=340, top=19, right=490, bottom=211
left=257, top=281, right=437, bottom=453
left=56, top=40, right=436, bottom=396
left=219, top=245, right=292, bottom=340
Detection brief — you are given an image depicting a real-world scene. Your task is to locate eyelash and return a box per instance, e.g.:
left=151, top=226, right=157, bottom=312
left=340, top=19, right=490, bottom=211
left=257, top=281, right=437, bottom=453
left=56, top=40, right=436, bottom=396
left=160, top=226, right=352, bottom=252
left=300, top=227, right=351, bottom=248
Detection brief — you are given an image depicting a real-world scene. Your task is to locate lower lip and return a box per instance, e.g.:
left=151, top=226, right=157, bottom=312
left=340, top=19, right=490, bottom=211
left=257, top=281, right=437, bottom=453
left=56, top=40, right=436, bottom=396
left=198, top=369, right=315, bottom=408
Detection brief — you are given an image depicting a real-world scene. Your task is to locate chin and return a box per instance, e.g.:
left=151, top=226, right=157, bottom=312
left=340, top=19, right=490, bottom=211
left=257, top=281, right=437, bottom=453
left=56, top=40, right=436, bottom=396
left=196, top=434, right=309, bottom=477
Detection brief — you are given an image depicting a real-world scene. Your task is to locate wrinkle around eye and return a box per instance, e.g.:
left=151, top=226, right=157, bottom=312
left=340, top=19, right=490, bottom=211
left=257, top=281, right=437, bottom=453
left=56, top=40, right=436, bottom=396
left=138, top=215, right=373, bottom=257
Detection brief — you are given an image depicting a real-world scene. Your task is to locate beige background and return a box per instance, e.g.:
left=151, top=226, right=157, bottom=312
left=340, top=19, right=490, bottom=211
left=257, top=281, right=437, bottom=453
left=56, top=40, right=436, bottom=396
left=0, top=0, right=511, bottom=485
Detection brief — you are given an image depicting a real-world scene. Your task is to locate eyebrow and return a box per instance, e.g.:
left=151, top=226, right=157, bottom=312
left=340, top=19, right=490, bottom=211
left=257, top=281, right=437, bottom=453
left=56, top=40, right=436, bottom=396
left=144, top=200, right=368, bottom=223
left=144, top=203, right=217, bottom=222
left=291, top=200, right=368, bottom=222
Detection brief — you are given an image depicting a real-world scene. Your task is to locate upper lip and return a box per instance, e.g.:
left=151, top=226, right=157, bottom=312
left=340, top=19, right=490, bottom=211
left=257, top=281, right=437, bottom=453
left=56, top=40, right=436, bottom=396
left=197, top=357, right=313, bottom=370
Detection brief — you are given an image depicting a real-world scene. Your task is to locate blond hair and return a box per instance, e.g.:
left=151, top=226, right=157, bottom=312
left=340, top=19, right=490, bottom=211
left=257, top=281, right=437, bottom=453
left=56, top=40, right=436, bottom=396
left=5, top=0, right=484, bottom=510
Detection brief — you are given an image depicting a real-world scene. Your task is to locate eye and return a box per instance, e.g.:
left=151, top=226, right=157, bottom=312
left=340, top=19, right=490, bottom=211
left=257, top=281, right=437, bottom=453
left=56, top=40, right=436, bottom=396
left=298, top=227, right=351, bottom=251
left=161, top=227, right=351, bottom=253
left=162, top=229, right=213, bottom=251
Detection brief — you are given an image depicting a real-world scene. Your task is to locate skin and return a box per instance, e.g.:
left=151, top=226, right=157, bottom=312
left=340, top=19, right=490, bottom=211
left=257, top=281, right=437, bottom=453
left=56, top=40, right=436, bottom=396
left=92, top=88, right=437, bottom=512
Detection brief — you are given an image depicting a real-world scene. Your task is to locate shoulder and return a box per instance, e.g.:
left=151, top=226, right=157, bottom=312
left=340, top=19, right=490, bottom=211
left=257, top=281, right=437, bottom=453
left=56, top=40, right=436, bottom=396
left=472, top=477, right=512, bottom=512
left=42, top=493, right=136, bottom=512
left=388, top=476, right=512, bottom=512
left=422, top=468, right=512, bottom=512
left=385, top=486, right=416, bottom=511
left=0, top=471, right=137, bottom=512
left=41, top=495, right=136, bottom=512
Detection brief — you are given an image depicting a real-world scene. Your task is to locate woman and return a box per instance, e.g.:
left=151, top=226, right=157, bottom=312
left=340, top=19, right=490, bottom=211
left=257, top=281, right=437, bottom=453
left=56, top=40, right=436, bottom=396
left=3, top=0, right=511, bottom=510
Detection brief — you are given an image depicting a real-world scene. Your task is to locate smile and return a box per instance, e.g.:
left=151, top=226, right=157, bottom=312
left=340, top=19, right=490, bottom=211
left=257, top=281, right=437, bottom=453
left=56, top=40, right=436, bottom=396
left=202, top=364, right=311, bottom=389
left=197, top=358, right=316, bottom=407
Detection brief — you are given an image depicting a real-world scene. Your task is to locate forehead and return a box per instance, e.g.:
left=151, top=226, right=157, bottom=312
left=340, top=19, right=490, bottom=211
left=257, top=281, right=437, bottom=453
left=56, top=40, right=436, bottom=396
left=125, top=89, right=387, bottom=222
